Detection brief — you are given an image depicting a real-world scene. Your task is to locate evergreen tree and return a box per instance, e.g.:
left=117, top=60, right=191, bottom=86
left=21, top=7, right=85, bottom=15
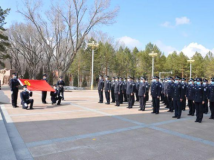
left=73, top=75, right=78, bottom=87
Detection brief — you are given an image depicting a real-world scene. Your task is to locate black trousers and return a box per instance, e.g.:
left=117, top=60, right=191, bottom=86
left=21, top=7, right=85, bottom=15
left=120, top=92, right=123, bottom=104
left=51, top=96, right=62, bottom=105
left=105, top=91, right=110, bottom=104
left=123, top=90, right=127, bottom=102
left=22, top=99, right=34, bottom=109
left=111, top=88, right=115, bottom=102
left=145, top=92, right=149, bottom=101
left=11, top=90, right=18, bottom=107
left=210, top=102, right=214, bottom=119
left=98, top=90, right=103, bottom=102
left=195, top=102, right=203, bottom=122
left=139, top=96, right=146, bottom=110
left=59, top=87, right=64, bottom=100
left=188, top=100, right=195, bottom=115
left=164, top=95, right=168, bottom=108
left=182, top=97, right=186, bottom=110
left=128, top=94, right=134, bottom=108
left=174, top=100, right=182, bottom=118
left=115, top=93, right=120, bottom=106
left=42, top=91, right=47, bottom=103
left=152, top=97, right=160, bottom=113
left=203, top=99, right=208, bottom=113
left=136, top=92, right=139, bottom=101
left=168, top=96, right=173, bottom=111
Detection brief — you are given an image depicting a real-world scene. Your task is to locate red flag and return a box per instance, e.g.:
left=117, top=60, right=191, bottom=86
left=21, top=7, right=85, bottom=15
left=18, top=79, right=55, bottom=92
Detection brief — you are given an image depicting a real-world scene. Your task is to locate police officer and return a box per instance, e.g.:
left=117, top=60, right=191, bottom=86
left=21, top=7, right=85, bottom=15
left=98, top=75, right=104, bottom=103
left=57, top=76, right=65, bottom=100
left=145, top=78, right=150, bottom=103
left=114, top=77, right=121, bottom=106
left=50, top=84, right=62, bottom=105
left=10, top=73, right=20, bottom=108
left=123, top=78, right=128, bottom=102
left=193, top=78, right=205, bottom=123
left=151, top=76, right=161, bottom=114
left=127, top=76, right=135, bottom=109
left=172, top=76, right=183, bottom=119
left=138, top=77, right=146, bottom=111
left=119, top=77, right=124, bottom=104
left=167, top=77, right=173, bottom=112
left=104, top=76, right=111, bottom=104
left=42, top=74, right=48, bottom=104
left=186, top=79, right=195, bottom=116
left=181, top=78, right=187, bottom=111
left=208, top=78, right=214, bottom=119
left=111, top=77, right=115, bottom=103
left=203, top=79, right=209, bottom=114
left=135, top=78, right=140, bottom=101
left=20, top=85, right=34, bottom=109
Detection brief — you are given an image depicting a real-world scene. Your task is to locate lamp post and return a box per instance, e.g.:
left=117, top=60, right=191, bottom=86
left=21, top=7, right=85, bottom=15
left=187, top=59, right=195, bottom=79
left=88, top=41, right=99, bottom=90
left=149, top=51, right=158, bottom=78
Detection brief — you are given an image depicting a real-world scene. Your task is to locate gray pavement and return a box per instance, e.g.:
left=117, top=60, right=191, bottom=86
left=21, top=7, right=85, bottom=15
left=1, top=89, right=214, bottom=160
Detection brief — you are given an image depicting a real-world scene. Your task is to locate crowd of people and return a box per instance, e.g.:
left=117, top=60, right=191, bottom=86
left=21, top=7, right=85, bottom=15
left=97, top=75, right=214, bottom=123
left=10, top=73, right=65, bottom=109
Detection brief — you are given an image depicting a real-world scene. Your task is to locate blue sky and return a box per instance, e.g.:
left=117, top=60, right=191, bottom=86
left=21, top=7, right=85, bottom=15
left=1, top=0, right=214, bottom=57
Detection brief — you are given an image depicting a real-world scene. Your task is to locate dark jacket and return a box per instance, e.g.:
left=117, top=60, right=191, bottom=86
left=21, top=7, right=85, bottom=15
left=50, top=89, right=60, bottom=103
left=20, top=91, right=33, bottom=104
left=138, top=82, right=146, bottom=97
left=126, top=81, right=135, bottom=95
left=98, top=79, right=104, bottom=91
left=10, top=78, right=20, bottom=91
left=114, top=81, right=121, bottom=94
left=186, top=84, right=194, bottom=100
left=193, top=85, right=205, bottom=102
left=172, top=83, right=183, bottom=100
left=208, top=84, right=214, bottom=102
left=57, top=80, right=65, bottom=86
left=151, top=81, right=161, bottom=97
left=104, top=80, right=111, bottom=91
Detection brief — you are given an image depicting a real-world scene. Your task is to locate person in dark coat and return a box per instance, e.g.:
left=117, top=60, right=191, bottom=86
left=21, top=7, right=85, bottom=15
left=42, top=74, right=48, bottom=104
left=104, top=76, right=111, bottom=104
left=123, top=78, right=128, bottom=102
left=98, top=75, right=104, bottom=103
left=111, top=77, right=115, bottom=103
left=20, top=85, right=34, bottom=109
left=166, top=77, right=173, bottom=112
left=181, top=78, right=187, bottom=111
left=193, top=78, right=205, bottom=123
left=127, top=77, right=135, bottom=109
left=57, top=76, right=65, bottom=100
left=208, top=77, right=214, bottom=119
left=114, top=77, right=121, bottom=106
left=10, top=73, right=20, bottom=108
left=145, top=79, right=150, bottom=102
left=186, top=78, right=195, bottom=116
left=135, top=78, right=140, bottom=102
left=50, top=85, right=62, bottom=105
left=119, top=77, right=124, bottom=104
left=138, top=77, right=146, bottom=111
left=202, top=79, right=209, bottom=114
left=151, top=76, right=162, bottom=114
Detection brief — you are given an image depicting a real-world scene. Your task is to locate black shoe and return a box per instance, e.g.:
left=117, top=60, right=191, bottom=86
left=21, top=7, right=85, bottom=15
left=22, top=107, right=27, bottom=109
left=30, top=108, right=34, bottom=110
left=42, top=102, right=47, bottom=104
left=139, top=109, right=142, bottom=111
left=167, top=110, right=171, bottom=112
left=57, top=103, right=60, bottom=105
left=195, top=120, right=199, bottom=122
left=155, top=113, right=159, bottom=114
left=198, top=121, right=202, bottom=123
left=142, top=109, right=145, bottom=111
left=191, top=114, right=194, bottom=116
left=209, top=117, right=213, bottom=119
left=187, top=113, right=191, bottom=116
left=172, top=116, right=177, bottom=118
left=177, top=117, right=180, bottom=119
left=151, top=112, right=155, bottom=114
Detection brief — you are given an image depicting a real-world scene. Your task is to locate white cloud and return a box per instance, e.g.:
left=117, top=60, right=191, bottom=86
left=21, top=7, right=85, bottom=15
left=117, top=36, right=142, bottom=49
left=154, top=40, right=178, bottom=55
left=181, top=43, right=214, bottom=58
left=176, top=17, right=190, bottom=25
left=161, top=21, right=172, bottom=28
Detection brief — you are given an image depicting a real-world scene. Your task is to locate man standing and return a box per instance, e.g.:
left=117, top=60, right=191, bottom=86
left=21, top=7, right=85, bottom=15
left=20, top=85, right=34, bottom=109
left=186, top=79, right=195, bottom=116
left=145, top=78, right=150, bottom=104
left=111, top=77, right=115, bottom=103
left=167, top=77, right=173, bottom=112
left=42, top=74, right=48, bottom=104
left=203, top=79, right=209, bottom=114
left=114, top=77, right=121, bottom=106
left=208, top=78, right=214, bottom=119
left=119, top=77, right=124, bottom=104
left=10, top=73, right=20, bottom=108
left=135, top=78, right=140, bottom=101
left=57, top=76, right=65, bottom=100
left=138, top=77, right=146, bottom=111
left=104, top=76, right=111, bottom=104
left=98, top=75, right=104, bottom=103
left=151, top=76, right=161, bottom=114
left=123, top=78, right=128, bottom=102
left=181, top=78, right=187, bottom=111
left=127, top=77, right=135, bottom=109
left=172, top=76, right=183, bottom=119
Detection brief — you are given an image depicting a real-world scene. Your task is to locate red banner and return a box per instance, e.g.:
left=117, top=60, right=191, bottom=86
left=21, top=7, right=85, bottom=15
left=18, top=79, right=55, bottom=92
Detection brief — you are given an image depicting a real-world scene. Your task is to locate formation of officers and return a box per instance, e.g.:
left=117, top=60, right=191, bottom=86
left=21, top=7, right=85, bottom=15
left=10, top=73, right=65, bottom=109
left=98, top=75, right=214, bottom=123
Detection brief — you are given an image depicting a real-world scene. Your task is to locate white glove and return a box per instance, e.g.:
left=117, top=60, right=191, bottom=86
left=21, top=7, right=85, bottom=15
left=11, top=91, right=13, bottom=94
left=24, top=103, right=28, bottom=107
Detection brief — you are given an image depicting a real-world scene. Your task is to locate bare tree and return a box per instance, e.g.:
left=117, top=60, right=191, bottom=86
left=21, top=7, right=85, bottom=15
left=16, top=0, right=119, bottom=77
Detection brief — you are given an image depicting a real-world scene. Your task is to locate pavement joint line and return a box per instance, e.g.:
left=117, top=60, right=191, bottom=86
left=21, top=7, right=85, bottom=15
left=1, top=105, right=33, bottom=160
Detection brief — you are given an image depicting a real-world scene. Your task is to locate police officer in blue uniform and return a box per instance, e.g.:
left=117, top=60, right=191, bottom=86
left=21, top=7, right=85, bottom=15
left=10, top=73, right=20, bottom=108
left=208, top=78, right=214, bottom=119
left=104, top=76, right=111, bottom=104
left=145, top=78, right=150, bottom=103
left=20, top=85, right=34, bottom=109
left=123, top=78, right=128, bottom=102
left=114, top=77, right=121, bottom=106
left=186, top=78, right=195, bottom=116
left=203, top=79, right=209, bottom=114
left=193, top=78, right=205, bottom=123
left=172, top=76, right=183, bottom=119
left=57, top=76, right=65, bottom=100
left=138, top=77, right=147, bottom=111
left=135, top=78, right=140, bottom=102
left=42, top=74, right=48, bottom=104
left=181, top=78, right=187, bottom=111
left=98, top=75, right=104, bottom=103
left=50, top=84, right=62, bottom=105
left=119, top=77, right=124, bottom=104
left=127, top=76, right=135, bottom=109
left=151, top=76, right=161, bottom=114
left=167, top=77, right=174, bottom=112
left=111, top=77, right=115, bottom=103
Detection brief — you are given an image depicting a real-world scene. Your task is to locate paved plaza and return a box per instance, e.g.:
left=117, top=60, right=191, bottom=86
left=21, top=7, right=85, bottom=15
left=1, top=88, right=214, bottom=160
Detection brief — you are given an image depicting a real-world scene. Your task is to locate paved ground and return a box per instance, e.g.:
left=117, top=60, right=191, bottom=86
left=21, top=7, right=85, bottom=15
left=1, top=88, right=214, bottom=160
